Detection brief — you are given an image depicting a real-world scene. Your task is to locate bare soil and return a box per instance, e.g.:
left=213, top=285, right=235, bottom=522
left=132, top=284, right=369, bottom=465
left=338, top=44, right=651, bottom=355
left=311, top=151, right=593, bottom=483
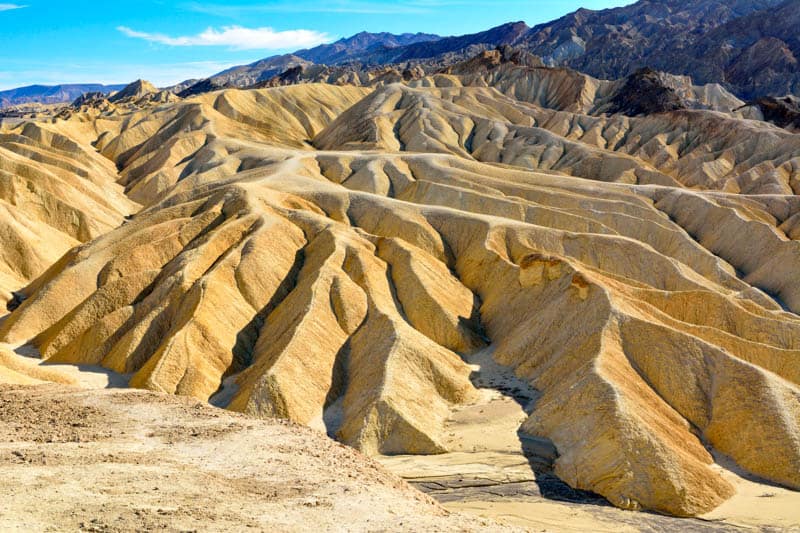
left=0, top=384, right=508, bottom=532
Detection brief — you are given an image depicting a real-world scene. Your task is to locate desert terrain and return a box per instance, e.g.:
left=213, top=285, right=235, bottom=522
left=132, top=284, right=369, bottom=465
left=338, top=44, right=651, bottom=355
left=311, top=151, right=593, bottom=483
left=1, top=38, right=799, bottom=531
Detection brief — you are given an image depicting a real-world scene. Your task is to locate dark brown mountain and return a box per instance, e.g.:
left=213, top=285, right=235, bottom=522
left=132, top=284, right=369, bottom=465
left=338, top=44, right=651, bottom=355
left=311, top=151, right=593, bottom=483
left=295, top=31, right=440, bottom=64
left=523, top=0, right=797, bottom=99
left=197, top=2, right=800, bottom=100
left=177, top=78, right=236, bottom=98
left=608, top=68, right=689, bottom=115
left=743, top=95, right=800, bottom=131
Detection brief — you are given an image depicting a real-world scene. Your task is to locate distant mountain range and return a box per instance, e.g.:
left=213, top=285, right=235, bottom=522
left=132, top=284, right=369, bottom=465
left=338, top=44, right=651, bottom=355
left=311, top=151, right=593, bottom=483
left=199, top=23, right=529, bottom=90
left=0, top=84, right=126, bottom=108
left=3, top=0, right=800, bottom=107
left=523, top=0, right=799, bottom=99
left=203, top=31, right=441, bottom=89
left=189, top=0, right=800, bottom=100
left=296, top=31, right=441, bottom=64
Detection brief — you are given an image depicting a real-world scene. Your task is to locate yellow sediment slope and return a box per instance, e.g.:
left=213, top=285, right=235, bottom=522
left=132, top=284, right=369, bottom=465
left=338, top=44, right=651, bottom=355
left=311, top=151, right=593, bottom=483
left=0, top=69, right=798, bottom=524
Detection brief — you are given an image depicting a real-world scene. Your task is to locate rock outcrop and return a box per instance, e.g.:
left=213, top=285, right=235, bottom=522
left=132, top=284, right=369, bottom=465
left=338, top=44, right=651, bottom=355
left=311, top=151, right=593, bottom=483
left=108, top=79, right=159, bottom=103
left=738, top=95, right=800, bottom=132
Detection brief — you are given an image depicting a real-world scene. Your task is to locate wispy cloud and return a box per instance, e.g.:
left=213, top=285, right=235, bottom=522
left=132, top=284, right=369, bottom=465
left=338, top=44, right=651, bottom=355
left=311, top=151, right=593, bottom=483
left=0, top=3, right=26, bottom=11
left=117, top=25, right=330, bottom=50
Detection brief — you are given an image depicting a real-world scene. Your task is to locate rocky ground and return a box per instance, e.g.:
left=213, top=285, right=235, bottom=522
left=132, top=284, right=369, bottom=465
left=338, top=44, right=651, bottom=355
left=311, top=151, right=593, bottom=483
left=0, top=381, right=509, bottom=532
left=2, top=350, right=797, bottom=531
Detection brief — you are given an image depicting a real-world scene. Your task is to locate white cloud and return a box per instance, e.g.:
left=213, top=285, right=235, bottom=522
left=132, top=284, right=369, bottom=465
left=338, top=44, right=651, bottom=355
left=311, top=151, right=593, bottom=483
left=117, top=25, right=330, bottom=50
left=0, top=3, right=26, bottom=11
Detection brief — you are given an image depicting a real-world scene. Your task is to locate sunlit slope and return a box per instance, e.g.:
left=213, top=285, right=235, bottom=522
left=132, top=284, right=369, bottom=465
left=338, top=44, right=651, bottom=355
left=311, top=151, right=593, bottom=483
left=0, top=121, right=137, bottom=304
left=1, top=76, right=799, bottom=518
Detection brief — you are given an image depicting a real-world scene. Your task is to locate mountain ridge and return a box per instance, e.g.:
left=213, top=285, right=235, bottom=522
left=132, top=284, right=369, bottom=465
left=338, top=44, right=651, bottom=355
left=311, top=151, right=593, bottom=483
left=0, top=83, right=127, bottom=108
left=5, top=0, right=800, bottom=106
left=523, top=0, right=796, bottom=98
left=200, top=0, right=800, bottom=100
left=295, top=31, right=441, bottom=64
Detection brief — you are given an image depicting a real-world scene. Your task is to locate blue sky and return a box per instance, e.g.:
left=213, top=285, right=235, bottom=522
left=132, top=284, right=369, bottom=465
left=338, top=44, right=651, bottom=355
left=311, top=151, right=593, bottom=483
left=0, top=1, right=634, bottom=90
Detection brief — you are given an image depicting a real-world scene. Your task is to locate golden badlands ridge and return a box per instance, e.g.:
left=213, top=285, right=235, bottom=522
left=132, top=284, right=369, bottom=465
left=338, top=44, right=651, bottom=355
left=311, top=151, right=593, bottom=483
left=1, top=56, right=800, bottom=529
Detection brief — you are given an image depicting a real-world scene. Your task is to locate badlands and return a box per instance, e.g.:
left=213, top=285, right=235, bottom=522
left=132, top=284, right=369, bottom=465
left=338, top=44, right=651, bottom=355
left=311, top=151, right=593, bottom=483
left=1, top=49, right=800, bottom=530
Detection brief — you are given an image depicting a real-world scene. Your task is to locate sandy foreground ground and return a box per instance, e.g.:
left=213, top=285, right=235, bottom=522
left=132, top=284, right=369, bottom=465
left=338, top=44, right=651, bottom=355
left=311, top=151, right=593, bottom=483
left=0, top=382, right=510, bottom=532
left=1, top=348, right=799, bottom=532
left=0, top=346, right=508, bottom=531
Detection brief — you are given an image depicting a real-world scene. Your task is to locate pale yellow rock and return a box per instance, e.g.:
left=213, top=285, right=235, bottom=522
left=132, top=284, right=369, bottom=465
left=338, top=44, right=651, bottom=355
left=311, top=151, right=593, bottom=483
left=0, top=345, right=76, bottom=385
left=0, top=122, right=137, bottom=304
left=2, top=71, right=800, bottom=521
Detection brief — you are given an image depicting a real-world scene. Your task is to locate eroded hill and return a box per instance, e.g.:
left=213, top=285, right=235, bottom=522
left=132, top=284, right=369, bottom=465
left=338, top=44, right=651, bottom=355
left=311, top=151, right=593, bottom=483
left=1, top=51, right=799, bottom=526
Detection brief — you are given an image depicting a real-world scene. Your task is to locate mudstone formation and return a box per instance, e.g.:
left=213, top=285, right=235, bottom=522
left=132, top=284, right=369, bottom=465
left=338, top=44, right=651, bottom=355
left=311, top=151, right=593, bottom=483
left=1, top=50, right=799, bottom=520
